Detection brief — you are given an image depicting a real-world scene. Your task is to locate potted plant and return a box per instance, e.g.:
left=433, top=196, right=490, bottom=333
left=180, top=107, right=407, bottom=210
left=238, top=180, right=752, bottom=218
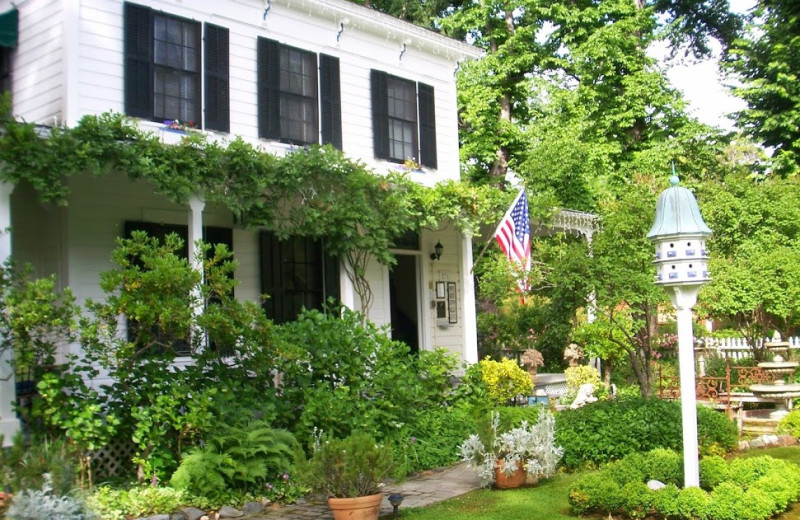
left=303, top=431, right=393, bottom=520
left=459, top=408, right=563, bottom=489
left=520, top=348, right=544, bottom=383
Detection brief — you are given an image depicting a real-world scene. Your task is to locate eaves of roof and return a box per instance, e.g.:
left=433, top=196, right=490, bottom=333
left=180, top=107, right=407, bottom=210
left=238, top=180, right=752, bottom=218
left=267, top=0, right=484, bottom=62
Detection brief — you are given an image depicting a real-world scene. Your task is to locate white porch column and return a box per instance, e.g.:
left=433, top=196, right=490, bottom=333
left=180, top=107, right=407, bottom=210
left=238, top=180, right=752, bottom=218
left=461, top=231, right=478, bottom=364
left=339, top=261, right=356, bottom=310
left=0, top=181, right=20, bottom=446
left=188, top=195, right=206, bottom=352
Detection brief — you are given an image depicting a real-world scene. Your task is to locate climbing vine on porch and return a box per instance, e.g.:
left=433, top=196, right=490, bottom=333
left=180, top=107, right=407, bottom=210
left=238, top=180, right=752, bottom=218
left=0, top=97, right=508, bottom=311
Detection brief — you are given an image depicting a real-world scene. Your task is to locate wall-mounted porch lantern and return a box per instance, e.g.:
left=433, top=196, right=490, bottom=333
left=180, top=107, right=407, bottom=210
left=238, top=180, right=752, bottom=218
left=430, top=240, right=443, bottom=261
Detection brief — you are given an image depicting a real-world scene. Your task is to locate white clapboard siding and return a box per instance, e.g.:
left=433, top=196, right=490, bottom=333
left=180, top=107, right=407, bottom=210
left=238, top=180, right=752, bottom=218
left=6, top=0, right=475, bottom=182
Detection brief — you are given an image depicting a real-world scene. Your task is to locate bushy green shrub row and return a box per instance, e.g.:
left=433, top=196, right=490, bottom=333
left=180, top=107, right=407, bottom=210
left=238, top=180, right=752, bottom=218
left=555, top=396, right=738, bottom=470
left=570, top=450, right=800, bottom=520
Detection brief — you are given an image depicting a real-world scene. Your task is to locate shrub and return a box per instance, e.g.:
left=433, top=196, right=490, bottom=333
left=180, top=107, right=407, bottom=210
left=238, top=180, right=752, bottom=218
left=170, top=420, right=301, bottom=502
left=0, top=434, right=77, bottom=497
left=674, top=486, right=709, bottom=520
left=569, top=450, right=800, bottom=520
left=568, top=473, right=623, bottom=515
left=7, top=488, right=96, bottom=520
left=86, top=485, right=188, bottom=519
left=477, top=357, right=532, bottom=405
left=776, top=409, right=800, bottom=438
left=652, top=484, right=680, bottom=518
left=391, top=404, right=472, bottom=476
left=700, top=456, right=728, bottom=490
left=621, top=481, right=654, bottom=519
left=563, top=365, right=602, bottom=401
left=556, top=396, right=737, bottom=470
left=275, top=305, right=461, bottom=449
left=301, top=431, right=393, bottom=498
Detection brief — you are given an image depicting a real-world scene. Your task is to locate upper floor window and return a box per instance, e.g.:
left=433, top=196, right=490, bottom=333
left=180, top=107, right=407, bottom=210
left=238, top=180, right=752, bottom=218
left=124, top=2, right=229, bottom=132
left=371, top=70, right=437, bottom=169
left=257, top=38, right=342, bottom=148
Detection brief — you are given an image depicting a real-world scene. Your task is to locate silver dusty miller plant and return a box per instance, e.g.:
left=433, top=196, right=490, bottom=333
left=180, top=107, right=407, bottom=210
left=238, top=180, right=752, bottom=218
left=6, top=473, right=97, bottom=520
left=459, top=407, right=563, bottom=487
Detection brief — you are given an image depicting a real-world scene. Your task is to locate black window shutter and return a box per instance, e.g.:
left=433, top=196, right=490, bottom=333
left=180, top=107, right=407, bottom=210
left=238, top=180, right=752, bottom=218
left=123, top=2, right=153, bottom=119
left=257, top=38, right=281, bottom=140
left=319, top=54, right=342, bottom=150
left=204, top=24, right=230, bottom=133
left=418, top=83, right=437, bottom=169
left=370, top=69, right=390, bottom=160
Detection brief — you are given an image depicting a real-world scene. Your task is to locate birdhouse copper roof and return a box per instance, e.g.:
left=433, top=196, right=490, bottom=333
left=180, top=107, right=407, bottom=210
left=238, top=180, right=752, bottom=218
left=647, top=175, right=712, bottom=240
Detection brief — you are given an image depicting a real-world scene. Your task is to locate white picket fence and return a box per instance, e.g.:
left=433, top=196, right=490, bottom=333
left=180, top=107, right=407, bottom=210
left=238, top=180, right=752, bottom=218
left=700, top=336, right=800, bottom=360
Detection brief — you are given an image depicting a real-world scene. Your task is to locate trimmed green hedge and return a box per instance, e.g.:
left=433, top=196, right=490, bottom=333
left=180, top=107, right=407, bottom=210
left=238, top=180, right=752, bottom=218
left=570, top=451, right=800, bottom=520
left=555, top=396, right=738, bottom=470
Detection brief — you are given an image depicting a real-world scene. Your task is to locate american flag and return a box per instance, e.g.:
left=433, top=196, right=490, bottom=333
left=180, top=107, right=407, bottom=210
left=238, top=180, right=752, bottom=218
left=494, top=189, right=531, bottom=291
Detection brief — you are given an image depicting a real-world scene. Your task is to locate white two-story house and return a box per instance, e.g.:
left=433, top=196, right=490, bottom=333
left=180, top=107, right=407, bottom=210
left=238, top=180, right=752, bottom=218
left=0, top=0, right=482, bottom=441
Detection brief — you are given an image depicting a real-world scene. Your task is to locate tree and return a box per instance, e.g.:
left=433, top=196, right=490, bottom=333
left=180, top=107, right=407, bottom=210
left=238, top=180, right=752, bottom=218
left=588, top=179, right=668, bottom=395
left=699, top=173, right=800, bottom=353
left=725, top=0, right=800, bottom=176
left=439, top=0, right=741, bottom=186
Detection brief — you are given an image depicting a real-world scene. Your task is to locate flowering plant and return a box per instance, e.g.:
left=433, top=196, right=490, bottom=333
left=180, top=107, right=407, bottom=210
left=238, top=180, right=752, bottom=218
left=302, top=431, right=393, bottom=498
left=163, top=119, right=197, bottom=132
left=459, top=408, right=563, bottom=487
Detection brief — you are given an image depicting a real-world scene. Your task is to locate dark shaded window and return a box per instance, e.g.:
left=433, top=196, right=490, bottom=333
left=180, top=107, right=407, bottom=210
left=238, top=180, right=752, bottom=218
left=279, top=45, right=317, bottom=144
left=387, top=76, right=417, bottom=162
left=259, top=232, right=340, bottom=324
left=153, top=13, right=200, bottom=123
left=257, top=38, right=341, bottom=148
left=124, top=2, right=229, bottom=132
left=371, top=70, right=437, bottom=169
left=0, top=46, right=10, bottom=94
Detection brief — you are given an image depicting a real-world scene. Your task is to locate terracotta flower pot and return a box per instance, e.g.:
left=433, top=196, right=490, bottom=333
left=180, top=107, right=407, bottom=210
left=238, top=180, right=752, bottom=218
left=327, top=492, right=383, bottom=520
left=493, top=460, right=526, bottom=489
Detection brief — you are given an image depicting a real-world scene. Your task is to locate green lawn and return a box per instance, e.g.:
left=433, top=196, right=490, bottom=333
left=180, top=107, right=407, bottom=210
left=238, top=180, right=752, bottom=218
left=393, top=472, right=583, bottom=520
left=391, top=446, right=800, bottom=520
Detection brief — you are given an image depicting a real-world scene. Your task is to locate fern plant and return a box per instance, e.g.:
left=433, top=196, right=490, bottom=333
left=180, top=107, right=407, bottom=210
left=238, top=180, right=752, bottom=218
left=170, top=420, right=301, bottom=501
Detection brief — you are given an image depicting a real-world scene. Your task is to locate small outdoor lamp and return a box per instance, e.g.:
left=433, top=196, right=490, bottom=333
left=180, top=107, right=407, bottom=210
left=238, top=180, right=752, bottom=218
left=431, top=241, right=443, bottom=261
left=388, top=493, right=404, bottom=518
left=647, top=173, right=712, bottom=488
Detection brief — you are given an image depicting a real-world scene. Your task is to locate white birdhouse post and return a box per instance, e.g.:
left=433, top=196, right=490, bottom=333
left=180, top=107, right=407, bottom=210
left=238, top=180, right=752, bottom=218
left=647, top=174, right=712, bottom=488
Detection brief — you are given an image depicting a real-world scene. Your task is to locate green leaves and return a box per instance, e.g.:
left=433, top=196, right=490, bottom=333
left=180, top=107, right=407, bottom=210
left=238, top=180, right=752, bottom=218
left=725, top=0, right=800, bottom=176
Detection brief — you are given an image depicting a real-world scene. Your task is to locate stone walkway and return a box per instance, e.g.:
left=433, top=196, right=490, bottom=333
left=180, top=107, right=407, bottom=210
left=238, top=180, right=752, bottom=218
left=247, top=462, right=482, bottom=519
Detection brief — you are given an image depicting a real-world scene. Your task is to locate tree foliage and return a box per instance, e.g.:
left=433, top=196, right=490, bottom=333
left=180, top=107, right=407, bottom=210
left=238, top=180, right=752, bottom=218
left=725, top=0, right=800, bottom=176
left=699, top=174, right=800, bottom=350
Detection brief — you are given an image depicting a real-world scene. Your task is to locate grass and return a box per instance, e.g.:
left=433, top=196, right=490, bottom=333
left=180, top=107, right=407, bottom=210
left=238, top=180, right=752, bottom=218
left=391, top=446, right=800, bottom=520
left=394, top=471, right=582, bottom=520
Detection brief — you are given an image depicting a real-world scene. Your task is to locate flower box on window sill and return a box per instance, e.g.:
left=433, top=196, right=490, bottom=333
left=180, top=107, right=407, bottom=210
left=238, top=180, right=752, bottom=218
left=163, top=120, right=198, bottom=134
left=394, top=164, right=425, bottom=174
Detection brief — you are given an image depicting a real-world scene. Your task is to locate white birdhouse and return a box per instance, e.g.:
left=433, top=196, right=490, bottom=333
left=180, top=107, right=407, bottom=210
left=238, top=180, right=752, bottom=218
left=647, top=175, right=712, bottom=286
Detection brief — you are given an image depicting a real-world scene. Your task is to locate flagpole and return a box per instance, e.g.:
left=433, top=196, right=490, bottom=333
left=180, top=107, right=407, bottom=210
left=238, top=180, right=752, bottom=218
left=469, top=189, right=526, bottom=274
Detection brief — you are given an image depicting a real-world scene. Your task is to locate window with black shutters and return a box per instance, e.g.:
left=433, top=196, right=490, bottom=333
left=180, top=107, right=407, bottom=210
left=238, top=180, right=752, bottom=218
left=124, top=2, right=230, bottom=132
left=257, top=38, right=342, bottom=148
left=259, top=232, right=340, bottom=324
left=371, top=70, right=437, bottom=169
